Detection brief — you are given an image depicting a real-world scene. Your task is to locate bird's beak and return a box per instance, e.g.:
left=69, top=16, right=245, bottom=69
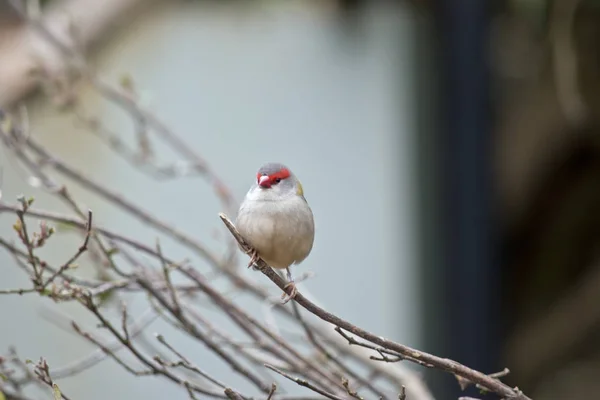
left=258, top=175, right=271, bottom=188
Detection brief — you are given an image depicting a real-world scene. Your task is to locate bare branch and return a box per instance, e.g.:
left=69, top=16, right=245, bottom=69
left=41, top=209, right=92, bottom=289
left=155, top=333, right=228, bottom=390
left=265, top=364, right=346, bottom=400
left=220, top=213, right=531, bottom=400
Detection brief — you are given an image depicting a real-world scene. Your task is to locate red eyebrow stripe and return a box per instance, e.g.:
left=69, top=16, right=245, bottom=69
left=269, top=168, right=290, bottom=180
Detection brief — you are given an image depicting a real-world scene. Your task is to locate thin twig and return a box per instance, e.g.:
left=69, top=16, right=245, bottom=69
left=290, top=301, right=384, bottom=398
left=264, top=364, right=346, bottom=400
left=266, top=383, right=277, bottom=400
left=41, top=209, right=92, bottom=289
left=155, top=333, right=228, bottom=390
left=399, top=386, right=407, bottom=400
left=224, top=388, right=245, bottom=400
left=157, top=239, right=182, bottom=316
left=51, top=309, right=158, bottom=379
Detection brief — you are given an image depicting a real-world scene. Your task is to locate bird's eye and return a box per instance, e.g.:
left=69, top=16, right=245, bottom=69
left=274, top=178, right=281, bottom=183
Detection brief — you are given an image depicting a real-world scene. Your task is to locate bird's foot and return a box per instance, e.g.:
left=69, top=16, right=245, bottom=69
left=246, top=248, right=260, bottom=270
left=281, top=281, right=298, bottom=304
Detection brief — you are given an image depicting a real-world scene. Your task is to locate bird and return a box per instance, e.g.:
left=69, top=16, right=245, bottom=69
left=236, top=162, right=315, bottom=303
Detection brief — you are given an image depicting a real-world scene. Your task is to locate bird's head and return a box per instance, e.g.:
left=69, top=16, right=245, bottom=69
left=249, top=162, right=304, bottom=201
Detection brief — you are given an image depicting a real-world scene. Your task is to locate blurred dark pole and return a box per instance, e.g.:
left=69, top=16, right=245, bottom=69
left=428, top=1, right=499, bottom=398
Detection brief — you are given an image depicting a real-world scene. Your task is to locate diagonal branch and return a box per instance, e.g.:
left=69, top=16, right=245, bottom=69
left=219, top=213, right=530, bottom=400
left=265, top=364, right=346, bottom=400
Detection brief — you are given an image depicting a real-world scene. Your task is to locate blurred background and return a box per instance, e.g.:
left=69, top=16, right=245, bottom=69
left=1, top=0, right=599, bottom=399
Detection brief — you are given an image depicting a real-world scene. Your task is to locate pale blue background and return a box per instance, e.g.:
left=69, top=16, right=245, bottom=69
left=0, top=2, right=422, bottom=399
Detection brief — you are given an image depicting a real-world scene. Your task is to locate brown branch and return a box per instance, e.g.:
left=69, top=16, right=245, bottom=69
left=134, top=278, right=273, bottom=394
left=334, top=328, right=432, bottom=368
left=0, top=0, right=150, bottom=107
left=71, top=320, right=155, bottom=377
left=290, top=301, right=386, bottom=398
left=265, top=364, right=346, bottom=400
left=23, top=135, right=222, bottom=268
left=14, top=197, right=41, bottom=285
left=0, top=105, right=430, bottom=398
left=0, top=104, right=430, bottom=399
left=0, top=287, right=36, bottom=295
left=88, top=77, right=236, bottom=216
left=74, top=294, right=230, bottom=399
left=455, top=368, right=511, bottom=392
left=41, top=209, right=92, bottom=290
left=219, top=213, right=530, bottom=400
left=266, top=383, right=277, bottom=400
left=155, top=333, right=228, bottom=390
left=0, top=8, right=439, bottom=396
left=72, top=110, right=206, bottom=181
left=0, top=198, right=425, bottom=399
left=181, top=303, right=292, bottom=376
left=50, top=309, right=158, bottom=379
left=176, top=267, right=345, bottom=393
left=399, top=386, right=407, bottom=400
left=156, top=239, right=182, bottom=316
left=31, top=358, right=72, bottom=400
left=224, top=388, right=245, bottom=400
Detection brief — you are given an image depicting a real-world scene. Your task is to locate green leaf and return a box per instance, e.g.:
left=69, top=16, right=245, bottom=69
left=97, top=289, right=115, bottom=305
left=53, top=222, right=76, bottom=233
left=0, top=116, right=13, bottom=134
left=52, top=383, right=61, bottom=400
left=105, top=248, right=119, bottom=257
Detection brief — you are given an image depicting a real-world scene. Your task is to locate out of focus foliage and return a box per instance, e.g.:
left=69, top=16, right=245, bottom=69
left=491, top=1, right=600, bottom=399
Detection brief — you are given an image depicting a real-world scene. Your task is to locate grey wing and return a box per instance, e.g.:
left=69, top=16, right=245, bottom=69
left=291, top=205, right=315, bottom=265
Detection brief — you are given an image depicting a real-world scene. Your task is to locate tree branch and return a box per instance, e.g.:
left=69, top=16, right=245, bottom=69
left=219, top=213, right=530, bottom=400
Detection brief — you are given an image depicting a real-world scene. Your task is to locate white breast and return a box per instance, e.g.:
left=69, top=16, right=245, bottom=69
left=236, top=193, right=315, bottom=269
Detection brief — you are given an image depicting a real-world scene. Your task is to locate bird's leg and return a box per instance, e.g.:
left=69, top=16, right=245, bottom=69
left=246, top=248, right=260, bottom=270
left=281, top=267, right=298, bottom=304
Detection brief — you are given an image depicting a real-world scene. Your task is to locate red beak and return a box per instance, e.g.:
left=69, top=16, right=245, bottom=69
left=258, top=175, right=271, bottom=188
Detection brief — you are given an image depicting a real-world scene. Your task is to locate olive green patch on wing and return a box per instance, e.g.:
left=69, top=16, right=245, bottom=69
left=296, top=180, right=304, bottom=197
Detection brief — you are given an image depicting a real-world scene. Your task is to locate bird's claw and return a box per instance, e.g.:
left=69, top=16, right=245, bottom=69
left=247, top=248, right=259, bottom=269
left=280, top=281, right=298, bottom=304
